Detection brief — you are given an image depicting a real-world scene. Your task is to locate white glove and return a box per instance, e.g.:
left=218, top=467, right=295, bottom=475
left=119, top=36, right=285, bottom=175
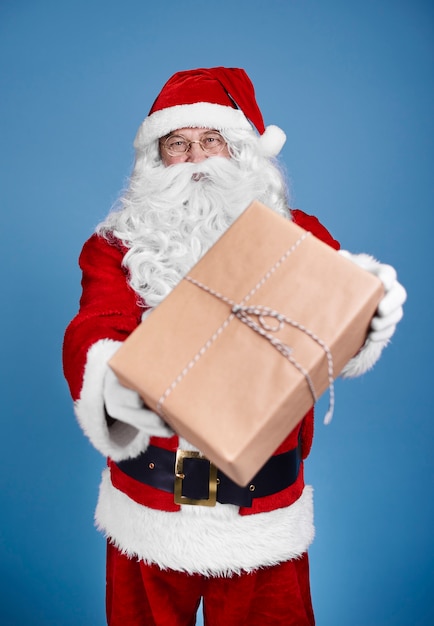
left=103, top=368, right=173, bottom=438
left=339, top=251, right=407, bottom=343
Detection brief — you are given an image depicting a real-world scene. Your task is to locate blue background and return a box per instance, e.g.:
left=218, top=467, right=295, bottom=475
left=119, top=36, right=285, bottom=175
left=1, top=1, right=433, bottom=624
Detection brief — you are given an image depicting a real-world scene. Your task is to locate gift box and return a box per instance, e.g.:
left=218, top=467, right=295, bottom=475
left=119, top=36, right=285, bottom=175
left=109, top=201, right=383, bottom=486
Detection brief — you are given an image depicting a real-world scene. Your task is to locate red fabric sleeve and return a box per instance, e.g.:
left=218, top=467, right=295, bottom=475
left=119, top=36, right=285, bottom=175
left=290, top=208, right=340, bottom=251
left=63, top=234, right=144, bottom=401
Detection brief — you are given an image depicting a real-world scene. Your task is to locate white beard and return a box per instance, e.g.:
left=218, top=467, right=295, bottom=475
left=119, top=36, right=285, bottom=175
left=101, top=157, right=288, bottom=312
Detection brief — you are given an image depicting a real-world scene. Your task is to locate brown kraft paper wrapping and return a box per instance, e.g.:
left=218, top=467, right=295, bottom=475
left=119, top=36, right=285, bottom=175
left=109, top=201, right=384, bottom=486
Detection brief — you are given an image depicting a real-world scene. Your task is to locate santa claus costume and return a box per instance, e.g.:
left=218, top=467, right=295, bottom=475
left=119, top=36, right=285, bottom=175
left=63, top=67, right=406, bottom=626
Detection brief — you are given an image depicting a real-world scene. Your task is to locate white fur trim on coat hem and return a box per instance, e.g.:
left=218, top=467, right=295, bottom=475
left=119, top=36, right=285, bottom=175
left=74, top=339, right=151, bottom=461
left=95, top=468, right=315, bottom=576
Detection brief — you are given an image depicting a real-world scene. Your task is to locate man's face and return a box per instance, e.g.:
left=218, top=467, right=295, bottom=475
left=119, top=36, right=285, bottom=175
left=159, top=127, right=231, bottom=166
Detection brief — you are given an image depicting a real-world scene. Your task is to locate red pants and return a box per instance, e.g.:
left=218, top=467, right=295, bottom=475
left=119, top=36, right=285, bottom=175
left=106, top=542, right=315, bottom=625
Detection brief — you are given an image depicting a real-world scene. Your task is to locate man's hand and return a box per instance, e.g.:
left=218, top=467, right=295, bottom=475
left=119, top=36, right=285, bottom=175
left=103, top=368, right=173, bottom=438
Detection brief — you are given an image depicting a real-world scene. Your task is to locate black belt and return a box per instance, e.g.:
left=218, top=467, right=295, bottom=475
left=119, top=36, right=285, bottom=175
left=116, top=442, right=301, bottom=508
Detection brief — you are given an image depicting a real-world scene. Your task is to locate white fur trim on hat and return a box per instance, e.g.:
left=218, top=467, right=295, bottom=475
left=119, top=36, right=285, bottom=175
left=95, top=469, right=315, bottom=576
left=74, top=339, right=151, bottom=461
left=134, top=102, right=251, bottom=149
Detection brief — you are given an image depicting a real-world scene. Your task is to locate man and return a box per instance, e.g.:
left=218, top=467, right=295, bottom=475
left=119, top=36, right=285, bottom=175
left=63, top=67, right=406, bottom=625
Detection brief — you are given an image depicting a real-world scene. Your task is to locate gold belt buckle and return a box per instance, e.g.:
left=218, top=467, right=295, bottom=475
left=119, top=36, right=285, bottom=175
left=174, top=450, right=218, bottom=507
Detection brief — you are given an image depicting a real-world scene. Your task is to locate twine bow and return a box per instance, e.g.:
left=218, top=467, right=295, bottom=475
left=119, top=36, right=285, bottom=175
left=185, top=278, right=335, bottom=425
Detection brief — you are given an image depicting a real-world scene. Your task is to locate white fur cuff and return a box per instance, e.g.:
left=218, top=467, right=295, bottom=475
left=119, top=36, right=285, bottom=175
left=340, top=337, right=387, bottom=378
left=338, top=250, right=391, bottom=377
left=74, top=339, right=151, bottom=460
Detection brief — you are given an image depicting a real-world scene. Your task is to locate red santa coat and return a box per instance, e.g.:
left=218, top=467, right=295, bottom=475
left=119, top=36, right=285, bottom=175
left=63, top=209, right=340, bottom=576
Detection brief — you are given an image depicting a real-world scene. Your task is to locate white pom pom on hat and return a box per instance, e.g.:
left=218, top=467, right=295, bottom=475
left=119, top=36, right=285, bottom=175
left=134, top=67, right=286, bottom=157
left=258, top=124, right=287, bottom=157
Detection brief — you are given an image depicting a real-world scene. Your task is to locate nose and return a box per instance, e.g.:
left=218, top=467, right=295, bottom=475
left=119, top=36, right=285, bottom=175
left=186, top=141, right=207, bottom=163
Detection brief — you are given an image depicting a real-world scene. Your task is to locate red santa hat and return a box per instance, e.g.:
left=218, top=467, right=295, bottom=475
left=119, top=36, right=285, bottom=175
left=134, top=67, right=286, bottom=157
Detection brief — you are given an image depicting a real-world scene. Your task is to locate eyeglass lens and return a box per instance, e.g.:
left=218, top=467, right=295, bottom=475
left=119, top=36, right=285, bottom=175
left=164, top=132, right=225, bottom=155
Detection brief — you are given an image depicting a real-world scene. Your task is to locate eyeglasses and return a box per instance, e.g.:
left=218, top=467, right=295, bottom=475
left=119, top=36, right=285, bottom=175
left=161, top=131, right=227, bottom=156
